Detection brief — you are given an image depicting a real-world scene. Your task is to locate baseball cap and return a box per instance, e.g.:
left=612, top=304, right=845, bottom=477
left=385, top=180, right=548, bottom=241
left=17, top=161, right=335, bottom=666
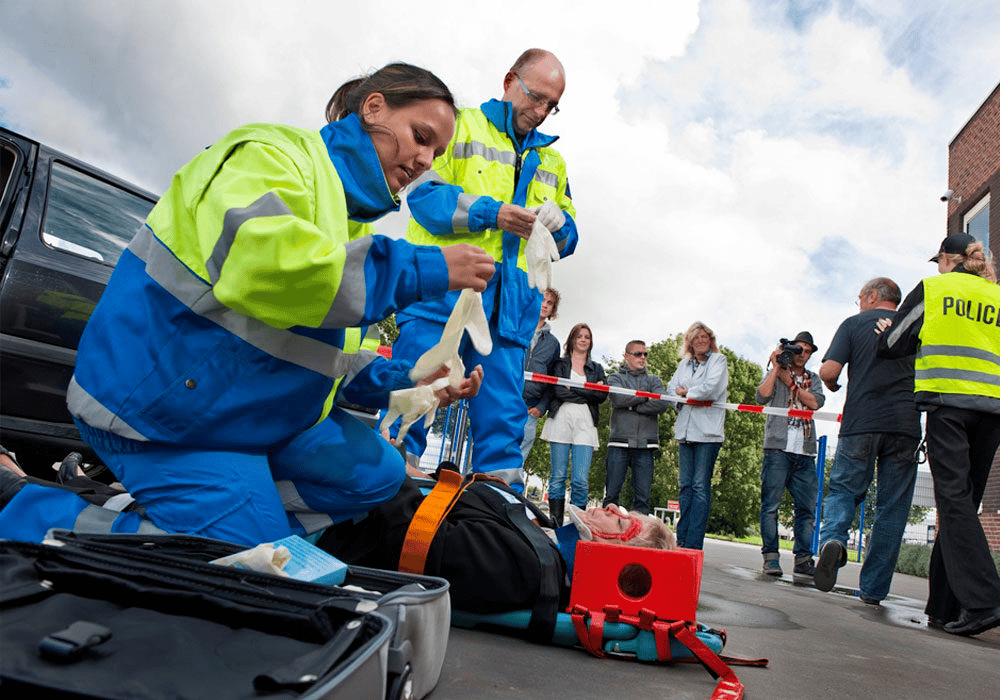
left=930, top=232, right=977, bottom=262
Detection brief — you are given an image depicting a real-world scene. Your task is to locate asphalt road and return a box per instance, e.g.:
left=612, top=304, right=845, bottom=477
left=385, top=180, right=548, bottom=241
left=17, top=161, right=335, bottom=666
left=432, top=538, right=1000, bottom=699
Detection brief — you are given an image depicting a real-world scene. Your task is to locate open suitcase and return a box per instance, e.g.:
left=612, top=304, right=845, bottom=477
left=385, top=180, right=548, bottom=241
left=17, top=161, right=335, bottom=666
left=0, top=530, right=450, bottom=700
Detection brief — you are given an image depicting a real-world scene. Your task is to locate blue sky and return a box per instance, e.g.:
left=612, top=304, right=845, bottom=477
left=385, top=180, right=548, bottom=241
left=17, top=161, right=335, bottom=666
left=2, top=0, right=999, bottom=426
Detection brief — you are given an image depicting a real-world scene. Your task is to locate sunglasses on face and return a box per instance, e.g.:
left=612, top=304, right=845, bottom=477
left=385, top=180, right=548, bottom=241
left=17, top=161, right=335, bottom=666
left=627, top=351, right=648, bottom=357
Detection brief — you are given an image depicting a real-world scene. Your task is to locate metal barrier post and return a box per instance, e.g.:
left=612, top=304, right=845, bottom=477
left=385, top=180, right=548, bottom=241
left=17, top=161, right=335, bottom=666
left=856, top=499, right=866, bottom=563
left=436, top=404, right=454, bottom=466
left=812, top=435, right=827, bottom=554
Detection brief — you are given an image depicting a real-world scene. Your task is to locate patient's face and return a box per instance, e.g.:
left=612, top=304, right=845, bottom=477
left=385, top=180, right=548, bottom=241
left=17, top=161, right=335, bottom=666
left=577, top=506, right=639, bottom=538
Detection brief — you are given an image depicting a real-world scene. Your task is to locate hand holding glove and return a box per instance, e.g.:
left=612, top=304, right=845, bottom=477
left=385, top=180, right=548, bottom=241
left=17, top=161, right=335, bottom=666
left=525, top=218, right=560, bottom=291
left=532, top=200, right=565, bottom=232
left=409, top=289, right=492, bottom=386
left=379, top=380, right=447, bottom=447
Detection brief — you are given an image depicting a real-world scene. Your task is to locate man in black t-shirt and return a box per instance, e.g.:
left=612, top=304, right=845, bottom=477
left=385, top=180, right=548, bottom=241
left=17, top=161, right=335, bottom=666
left=814, top=277, right=922, bottom=602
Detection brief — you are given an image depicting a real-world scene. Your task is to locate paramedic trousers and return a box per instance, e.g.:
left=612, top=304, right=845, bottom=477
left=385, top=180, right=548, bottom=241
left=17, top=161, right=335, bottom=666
left=389, top=317, right=528, bottom=491
left=75, top=408, right=405, bottom=546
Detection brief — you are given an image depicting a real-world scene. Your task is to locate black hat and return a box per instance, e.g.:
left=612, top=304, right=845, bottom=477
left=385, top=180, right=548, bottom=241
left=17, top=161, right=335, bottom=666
left=929, top=232, right=976, bottom=262
left=792, top=331, right=818, bottom=353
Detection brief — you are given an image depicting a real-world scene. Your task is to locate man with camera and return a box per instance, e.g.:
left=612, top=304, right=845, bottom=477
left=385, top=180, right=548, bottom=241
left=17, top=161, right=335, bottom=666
left=814, top=278, right=921, bottom=602
left=755, top=332, right=826, bottom=577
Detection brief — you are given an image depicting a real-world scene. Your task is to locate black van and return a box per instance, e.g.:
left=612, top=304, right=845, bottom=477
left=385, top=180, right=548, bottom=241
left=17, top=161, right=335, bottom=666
left=0, top=126, right=157, bottom=477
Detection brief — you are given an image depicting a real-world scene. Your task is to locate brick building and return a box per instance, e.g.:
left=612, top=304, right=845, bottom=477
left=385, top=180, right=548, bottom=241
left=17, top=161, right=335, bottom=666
left=945, top=80, right=1000, bottom=550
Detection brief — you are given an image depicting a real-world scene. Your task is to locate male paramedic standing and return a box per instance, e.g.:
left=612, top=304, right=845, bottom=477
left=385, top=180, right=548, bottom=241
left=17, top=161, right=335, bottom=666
left=388, top=49, right=579, bottom=490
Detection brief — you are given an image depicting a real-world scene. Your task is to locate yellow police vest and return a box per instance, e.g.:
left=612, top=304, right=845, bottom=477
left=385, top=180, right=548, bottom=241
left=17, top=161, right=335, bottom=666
left=916, top=272, right=1000, bottom=406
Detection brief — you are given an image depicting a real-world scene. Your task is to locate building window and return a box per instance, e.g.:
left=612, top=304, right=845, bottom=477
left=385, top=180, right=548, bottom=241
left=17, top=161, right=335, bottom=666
left=963, top=193, right=991, bottom=250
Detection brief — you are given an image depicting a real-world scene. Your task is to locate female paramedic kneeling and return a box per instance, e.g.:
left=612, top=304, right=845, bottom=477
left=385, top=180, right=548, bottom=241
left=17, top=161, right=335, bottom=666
left=66, top=63, right=495, bottom=546
left=876, top=233, right=1000, bottom=637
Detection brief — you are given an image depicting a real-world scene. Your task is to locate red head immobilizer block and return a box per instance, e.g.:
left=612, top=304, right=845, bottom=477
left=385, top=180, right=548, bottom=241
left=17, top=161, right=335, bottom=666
left=569, top=541, right=704, bottom=621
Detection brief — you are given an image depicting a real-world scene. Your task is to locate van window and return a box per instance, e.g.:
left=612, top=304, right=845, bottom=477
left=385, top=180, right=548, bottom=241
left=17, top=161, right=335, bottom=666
left=0, top=143, right=15, bottom=208
left=41, top=161, right=153, bottom=266
left=0, top=142, right=17, bottom=233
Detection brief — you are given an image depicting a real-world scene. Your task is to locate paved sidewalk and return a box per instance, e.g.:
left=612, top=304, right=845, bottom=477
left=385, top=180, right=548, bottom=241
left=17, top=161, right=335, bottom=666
left=434, top=538, right=1000, bottom=699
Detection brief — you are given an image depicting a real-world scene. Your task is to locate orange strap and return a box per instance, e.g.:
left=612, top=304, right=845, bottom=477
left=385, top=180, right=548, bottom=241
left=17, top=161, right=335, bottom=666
left=398, top=469, right=469, bottom=574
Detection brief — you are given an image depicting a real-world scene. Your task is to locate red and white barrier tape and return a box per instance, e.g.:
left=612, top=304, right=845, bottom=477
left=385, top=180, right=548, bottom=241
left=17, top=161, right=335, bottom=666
left=524, top=372, right=842, bottom=424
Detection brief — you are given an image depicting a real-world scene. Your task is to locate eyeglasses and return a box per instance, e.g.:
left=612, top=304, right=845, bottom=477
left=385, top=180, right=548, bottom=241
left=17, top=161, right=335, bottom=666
left=627, top=351, right=648, bottom=357
left=514, top=74, right=560, bottom=115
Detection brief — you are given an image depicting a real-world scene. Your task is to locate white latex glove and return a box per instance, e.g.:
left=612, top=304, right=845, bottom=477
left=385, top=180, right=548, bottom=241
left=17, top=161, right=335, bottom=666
left=210, top=543, right=292, bottom=577
left=409, top=289, right=492, bottom=388
left=379, top=378, right=448, bottom=446
left=525, top=218, right=560, bottom=291
left=532, top=200, right=565, bottom=233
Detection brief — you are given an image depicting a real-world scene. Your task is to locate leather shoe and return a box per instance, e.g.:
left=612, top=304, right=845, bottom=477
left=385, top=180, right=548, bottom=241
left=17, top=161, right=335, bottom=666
left=943, top=606, right=1000, bottom=636
left=926, top=616, right=950, bottom=630
left=814, top=540, right=845, bottom=592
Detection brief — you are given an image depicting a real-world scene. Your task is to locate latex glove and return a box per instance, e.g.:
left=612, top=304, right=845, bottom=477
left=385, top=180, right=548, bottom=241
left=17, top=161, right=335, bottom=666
left=532, top=200, right=565, bottom=232
left=379, top=378, right=448, bottom=446
left=525, top=218, right=560, bottom=291
left=210, top=543, right=292, bottom=577
left=409, top=289, right=492, bottom=388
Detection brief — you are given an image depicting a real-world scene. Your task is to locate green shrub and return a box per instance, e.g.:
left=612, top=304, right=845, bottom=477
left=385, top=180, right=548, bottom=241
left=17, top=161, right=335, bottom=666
left=895, top=542, right=1000, bottom=579
left=895, top=543, right=932, bottom=577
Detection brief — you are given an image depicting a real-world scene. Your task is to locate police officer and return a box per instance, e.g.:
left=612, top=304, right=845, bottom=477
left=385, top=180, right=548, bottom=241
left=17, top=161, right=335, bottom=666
left=876, top=232, right=1000, bottom=636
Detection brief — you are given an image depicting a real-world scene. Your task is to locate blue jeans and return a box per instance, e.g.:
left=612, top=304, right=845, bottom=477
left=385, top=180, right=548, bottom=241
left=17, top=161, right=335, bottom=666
left=819, top=432, right=918, bottom=600
left=760, top=449, right=818, bottom=559
left=603, top=446, right=655, bottom=514
left=676, top=441, right=722, bottom=550
left=549, top=442, right=594, bottom=508
left=520, top=414, right=540, bottom=462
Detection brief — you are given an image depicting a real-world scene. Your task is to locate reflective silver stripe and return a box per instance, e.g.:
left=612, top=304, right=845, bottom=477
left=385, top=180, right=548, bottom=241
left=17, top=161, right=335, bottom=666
left=322, top=236, right=372, bottom=328
left=555, top=233, right=570, bottom=253
left=342, top=349, right=378, bottom=388
left=410, top=169, right=446, bottom=189
left=102, top=493, right=138, bottom=513
left=276, top=480, right=334, bottom=534
left=483, top=466, right=524, bottom=486
left=67, top=376, right=150, bottom=441
left=918, top=343, right=1000, bottom=367
left=73, top=504, right=167, bottom=534
left=915, top=366, right=1000, bottom=387
left=131, top=227, right=356, bottom=378
left=452, top=140, right=517, bottom=166
left=886, top=299, right=924, bottom=350
left=453, top=192, right=477, bottom=230
left=208, top=192, right=293, bottom=284
left=533, top=168, right=558, bottom=189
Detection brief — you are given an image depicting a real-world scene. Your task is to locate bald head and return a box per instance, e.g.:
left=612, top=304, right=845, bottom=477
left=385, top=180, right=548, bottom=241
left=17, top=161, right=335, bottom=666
left=503, top=49, right=565, bottom=137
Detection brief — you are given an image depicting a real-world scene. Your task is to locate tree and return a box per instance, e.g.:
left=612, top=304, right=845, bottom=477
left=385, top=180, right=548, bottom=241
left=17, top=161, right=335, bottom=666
left=525, top=333, right=766, bottom=537
left=377, top=315, right=399, bottom=345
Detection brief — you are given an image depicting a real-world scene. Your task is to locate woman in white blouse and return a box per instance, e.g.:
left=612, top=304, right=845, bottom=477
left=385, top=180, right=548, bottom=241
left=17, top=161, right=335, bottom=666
left=541, top=323, right=607, bottom=525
